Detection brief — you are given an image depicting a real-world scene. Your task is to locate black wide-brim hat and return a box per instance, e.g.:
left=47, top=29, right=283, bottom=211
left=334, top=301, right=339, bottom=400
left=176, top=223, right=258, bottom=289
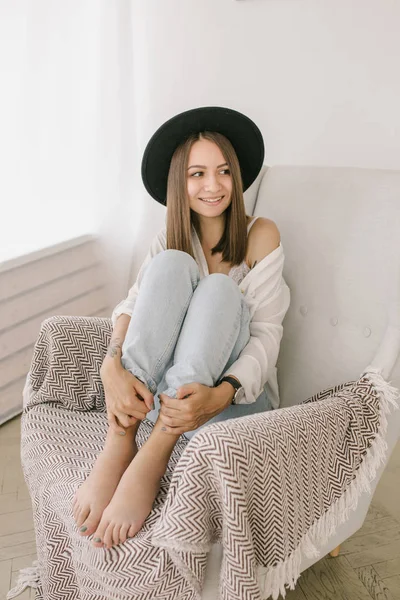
left=141, top=106, right=265, bottom=205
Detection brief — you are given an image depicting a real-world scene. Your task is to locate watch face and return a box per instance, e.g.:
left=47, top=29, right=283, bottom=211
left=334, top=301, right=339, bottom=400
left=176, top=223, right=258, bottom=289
left=234, top=387, right=245, bottom=403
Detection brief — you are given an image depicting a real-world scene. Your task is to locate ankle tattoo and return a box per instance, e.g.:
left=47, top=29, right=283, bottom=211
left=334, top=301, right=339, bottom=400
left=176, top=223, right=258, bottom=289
left=107, top=336, right=122, bottom=358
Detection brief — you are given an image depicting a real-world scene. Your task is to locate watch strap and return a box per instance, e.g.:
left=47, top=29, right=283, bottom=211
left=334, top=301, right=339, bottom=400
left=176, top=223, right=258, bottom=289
left=218, top=376, right=242, bottom=405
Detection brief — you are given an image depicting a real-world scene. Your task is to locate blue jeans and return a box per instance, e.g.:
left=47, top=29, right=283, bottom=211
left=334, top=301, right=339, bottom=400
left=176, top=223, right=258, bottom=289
left=121, top=250, right=271, bottom=440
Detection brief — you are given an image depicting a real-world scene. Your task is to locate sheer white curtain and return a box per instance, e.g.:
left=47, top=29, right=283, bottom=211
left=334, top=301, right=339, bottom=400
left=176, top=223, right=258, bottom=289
left=1, top=0, right=97, bottom=261
left=0, top=0, right=140, bottom=304
left=0, top=0, right=143, bottom=423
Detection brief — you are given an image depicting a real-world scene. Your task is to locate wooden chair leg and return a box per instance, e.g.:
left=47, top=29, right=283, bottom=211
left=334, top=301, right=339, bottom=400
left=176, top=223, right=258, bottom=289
left=329, top=545, right=340, bottom=557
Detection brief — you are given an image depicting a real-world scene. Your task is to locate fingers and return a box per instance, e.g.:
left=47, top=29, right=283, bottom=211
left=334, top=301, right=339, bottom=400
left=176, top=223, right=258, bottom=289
left=107, top=411, right=126, bottom=435
left=159, top=394, right=190, bottom=411
left=108, top=410, right=135, bottom=432
left=159, top=398, right=182, bottom=414
left=115, top=412, right=137, bottom=429
left=111, top=370, right=153, bottom=414
left=128, top=410, right=149, bottom=421
left=118, top=397, right=148, bottom=419
left=120, top=399, right=148, bottom=421
left=160, top=415, right=189, bottom=429
left=134, top=379, right=154, bottom=411
left=177, top=384, right=198, bottom=399
left=160, top=406, right=186, bottom=420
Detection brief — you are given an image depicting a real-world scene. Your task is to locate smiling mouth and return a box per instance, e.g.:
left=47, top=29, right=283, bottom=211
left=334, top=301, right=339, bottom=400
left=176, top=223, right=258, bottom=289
left=199, top=196, right=224, bottom=204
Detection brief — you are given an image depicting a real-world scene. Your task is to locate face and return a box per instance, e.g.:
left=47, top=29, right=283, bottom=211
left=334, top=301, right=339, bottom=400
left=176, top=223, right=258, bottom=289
left=186, top=138, right=232, bottom=217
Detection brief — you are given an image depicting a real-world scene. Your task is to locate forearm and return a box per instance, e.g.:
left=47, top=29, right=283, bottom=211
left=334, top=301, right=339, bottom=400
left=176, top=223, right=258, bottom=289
left=101, top=313, right=131, bottom=372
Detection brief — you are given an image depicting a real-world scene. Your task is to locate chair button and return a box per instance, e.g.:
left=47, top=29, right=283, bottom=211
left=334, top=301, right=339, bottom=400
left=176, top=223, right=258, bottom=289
left=363, top=327, right=372, bottom=338
left=300, top=305, right=308, bottom=316
left=330, top=317, right=338, bottom=327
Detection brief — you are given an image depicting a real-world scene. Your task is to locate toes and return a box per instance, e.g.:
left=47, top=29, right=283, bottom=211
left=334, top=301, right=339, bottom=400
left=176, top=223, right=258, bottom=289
left=72, top=494, right=82, bottom=520
left=76, top=506, right=90, bottom=528
left=128, top=523, right=138, bottom=538
left=93, top=516, right=109, bottom=548
left=93, top=520, right=131, bottom=548
left=92, top=534, right=104, bottom=548
left=102, top=522, right=115, bottom=549
left=72, top=502, right=79, bottom=521
left=119, top=524, right=130, bottom=544
left=79, top=510, right=102, bottom=537
left=112, top=524, right=121, bottom=547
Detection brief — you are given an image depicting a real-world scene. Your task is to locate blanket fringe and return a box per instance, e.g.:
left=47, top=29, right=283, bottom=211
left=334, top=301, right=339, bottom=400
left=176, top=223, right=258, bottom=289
left=258, top=367, right=399, bottom=600
left=6, top=560, right=40, bottom=599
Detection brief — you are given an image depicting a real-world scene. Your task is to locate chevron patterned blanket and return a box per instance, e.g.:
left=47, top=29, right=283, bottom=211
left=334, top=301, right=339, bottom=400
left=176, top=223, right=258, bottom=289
left=8, top=316, right=399, bottom=600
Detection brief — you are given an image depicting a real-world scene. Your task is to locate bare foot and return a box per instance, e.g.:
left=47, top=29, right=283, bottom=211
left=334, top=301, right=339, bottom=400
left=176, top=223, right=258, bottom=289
left=73, top=426, right=138, bottom=537
left=91, top=448, right=165, bottom=549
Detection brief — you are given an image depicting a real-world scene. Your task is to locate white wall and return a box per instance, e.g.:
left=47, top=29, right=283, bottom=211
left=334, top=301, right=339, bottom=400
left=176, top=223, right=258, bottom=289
left=137, top=0, right=400, bottom=170
left=119, top=0, right=400, bottom=307
left=2, top=1, right=399, bottom=311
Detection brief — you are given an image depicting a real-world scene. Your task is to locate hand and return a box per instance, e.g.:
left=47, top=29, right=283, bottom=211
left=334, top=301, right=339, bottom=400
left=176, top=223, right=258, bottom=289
left=158, top=383, right=225, bottom=435
left=100, top=364, right=154, bottom=433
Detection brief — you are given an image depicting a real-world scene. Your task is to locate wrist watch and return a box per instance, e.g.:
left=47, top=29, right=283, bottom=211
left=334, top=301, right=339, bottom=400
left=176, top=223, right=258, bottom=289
left=218, top=376, right=245, bottom=405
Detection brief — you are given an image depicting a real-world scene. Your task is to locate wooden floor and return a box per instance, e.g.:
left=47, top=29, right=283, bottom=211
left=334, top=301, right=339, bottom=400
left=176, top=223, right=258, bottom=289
left=0, top=416, right=399, bottom=600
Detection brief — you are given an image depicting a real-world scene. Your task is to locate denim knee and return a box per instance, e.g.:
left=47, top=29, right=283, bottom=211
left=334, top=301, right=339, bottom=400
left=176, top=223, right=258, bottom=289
left=196, top=272, right=242, bottom=305
left=148, top=249, right=199, bottom=281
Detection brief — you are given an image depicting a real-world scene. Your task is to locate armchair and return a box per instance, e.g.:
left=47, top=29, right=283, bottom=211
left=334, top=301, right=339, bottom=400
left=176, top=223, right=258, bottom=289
left=8, top=165, right=400, bottom=600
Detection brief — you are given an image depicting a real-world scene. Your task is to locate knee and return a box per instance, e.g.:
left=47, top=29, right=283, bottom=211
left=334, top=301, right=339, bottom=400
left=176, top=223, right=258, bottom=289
left=150, top=249, right=198, bottom=277
left=197, top=273, right=241, bottom=301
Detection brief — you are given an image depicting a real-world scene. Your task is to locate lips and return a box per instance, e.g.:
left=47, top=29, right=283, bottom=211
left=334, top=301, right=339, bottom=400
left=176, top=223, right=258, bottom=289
left=199, top=195, right=224, bottom=205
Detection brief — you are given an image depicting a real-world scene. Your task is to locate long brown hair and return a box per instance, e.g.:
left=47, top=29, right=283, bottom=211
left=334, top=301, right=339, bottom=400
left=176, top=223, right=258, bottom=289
left=165, top=131, right=248, bottom=265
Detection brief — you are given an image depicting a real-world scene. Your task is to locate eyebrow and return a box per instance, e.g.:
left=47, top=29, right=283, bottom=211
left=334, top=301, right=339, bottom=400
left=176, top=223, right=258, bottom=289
left=187, top=163, right=228, bottom=170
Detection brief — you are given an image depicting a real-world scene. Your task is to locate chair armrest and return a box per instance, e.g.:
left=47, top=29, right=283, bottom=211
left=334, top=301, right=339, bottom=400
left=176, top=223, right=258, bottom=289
left=24, top=315, right=112, bottom=412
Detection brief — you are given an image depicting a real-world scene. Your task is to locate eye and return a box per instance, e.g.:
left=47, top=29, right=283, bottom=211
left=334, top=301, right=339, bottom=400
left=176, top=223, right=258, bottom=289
left=220, top=169, right=230, bottom=175
left=191, top=171, right=203, bottom=177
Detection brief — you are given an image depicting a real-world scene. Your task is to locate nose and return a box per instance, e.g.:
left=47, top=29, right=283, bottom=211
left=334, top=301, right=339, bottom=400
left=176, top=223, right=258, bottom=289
left=203, top=172, right=222, bottom=193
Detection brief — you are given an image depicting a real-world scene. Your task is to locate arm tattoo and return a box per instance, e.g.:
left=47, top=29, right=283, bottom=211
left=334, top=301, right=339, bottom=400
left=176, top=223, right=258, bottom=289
left=107, top=336, right=122, bottom=358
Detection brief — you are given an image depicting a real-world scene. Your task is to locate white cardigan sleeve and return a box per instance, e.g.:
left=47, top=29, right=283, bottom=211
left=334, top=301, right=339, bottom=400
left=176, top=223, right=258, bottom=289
left=221, top=245, right=290, bottom=404
left=111, top=228, right=167, bottom=328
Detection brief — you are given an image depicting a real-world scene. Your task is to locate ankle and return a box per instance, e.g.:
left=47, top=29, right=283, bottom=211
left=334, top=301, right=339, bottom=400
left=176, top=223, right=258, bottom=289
left=108, top=427, right=136, bottom=440
left=137, top=419, right=180, bottom=470
left=108, top=420, right=140, bottom=439
left=135, top=446, right=169, bottom=479
left=103, top=426, right=138, bottom=454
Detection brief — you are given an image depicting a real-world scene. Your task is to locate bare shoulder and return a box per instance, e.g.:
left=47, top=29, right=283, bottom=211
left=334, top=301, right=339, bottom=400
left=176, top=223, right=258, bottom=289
left=247, top=217, right=281, bottom=269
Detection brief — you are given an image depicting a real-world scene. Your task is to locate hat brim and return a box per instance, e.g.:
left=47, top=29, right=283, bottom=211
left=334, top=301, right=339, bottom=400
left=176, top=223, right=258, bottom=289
left=141, top=106, right=265, bottom=205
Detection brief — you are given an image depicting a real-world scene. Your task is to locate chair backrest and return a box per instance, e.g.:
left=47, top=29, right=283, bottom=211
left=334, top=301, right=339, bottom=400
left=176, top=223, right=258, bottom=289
left=253, top=166, right=400, bottom=408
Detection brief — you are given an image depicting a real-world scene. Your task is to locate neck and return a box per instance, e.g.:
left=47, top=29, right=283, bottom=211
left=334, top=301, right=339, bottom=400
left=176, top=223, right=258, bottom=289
left=196, top=214, right=226, bottom=249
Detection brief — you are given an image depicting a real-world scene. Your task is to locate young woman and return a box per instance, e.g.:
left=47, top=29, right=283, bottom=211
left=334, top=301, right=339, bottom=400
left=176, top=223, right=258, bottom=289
left=72, top=106, right=290, bottom=550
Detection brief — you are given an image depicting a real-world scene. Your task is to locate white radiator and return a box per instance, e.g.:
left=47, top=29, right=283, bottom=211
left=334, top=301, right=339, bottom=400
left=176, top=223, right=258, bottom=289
left=0, top=235, right=111, bottom=425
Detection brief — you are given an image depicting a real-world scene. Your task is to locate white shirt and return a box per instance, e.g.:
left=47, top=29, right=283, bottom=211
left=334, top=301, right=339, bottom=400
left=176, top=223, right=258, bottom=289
left=111, top=225, right=290, bottom=408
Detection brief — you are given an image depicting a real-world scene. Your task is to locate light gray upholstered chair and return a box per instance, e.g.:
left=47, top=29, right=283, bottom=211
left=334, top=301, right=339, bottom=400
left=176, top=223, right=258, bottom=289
left=201, top=165, right=400, bottom=596
left=13, top=165, right=400, bottom=600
